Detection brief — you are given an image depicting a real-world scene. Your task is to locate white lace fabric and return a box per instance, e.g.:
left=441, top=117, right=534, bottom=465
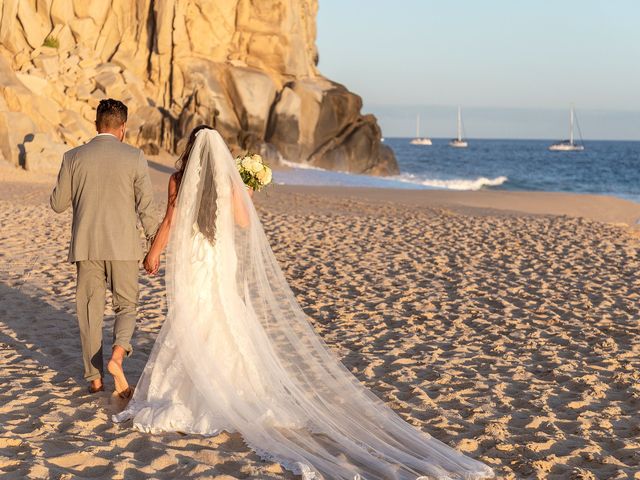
left=113, top=130, right=495, bottom=480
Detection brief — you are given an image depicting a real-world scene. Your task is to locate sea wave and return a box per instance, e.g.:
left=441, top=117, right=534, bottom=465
left=279, top=158, right=325, bottom=171
left=391, top=174, right=509, bottom=191
left=276, top=159, right=508, bottom=191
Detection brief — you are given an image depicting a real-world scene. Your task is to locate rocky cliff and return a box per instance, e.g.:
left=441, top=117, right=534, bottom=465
left=0, top=0, right=397, bottom=175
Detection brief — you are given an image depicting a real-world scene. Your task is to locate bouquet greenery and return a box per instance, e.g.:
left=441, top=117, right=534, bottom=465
left=235, top=153, right=273, bottom=191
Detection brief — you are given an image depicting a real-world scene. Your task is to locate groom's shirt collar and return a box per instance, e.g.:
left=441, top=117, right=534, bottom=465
left=95, top=133, right=117, bottom=138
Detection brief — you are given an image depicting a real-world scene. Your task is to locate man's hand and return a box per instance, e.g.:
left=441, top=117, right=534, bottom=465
left=143, top=251, right=160, bottom=275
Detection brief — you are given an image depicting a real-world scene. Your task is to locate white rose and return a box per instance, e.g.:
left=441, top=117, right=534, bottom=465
left=249, top=159, right=264, bottom=173
left=241, top=157, right=253, bottom=170
left=262, top=166, right=272, bottom=185
left=256, top=169, right=267, bottom=184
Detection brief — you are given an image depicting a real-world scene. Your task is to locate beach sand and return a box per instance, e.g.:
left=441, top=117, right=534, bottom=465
left=1, top=160, right=639, bottom=479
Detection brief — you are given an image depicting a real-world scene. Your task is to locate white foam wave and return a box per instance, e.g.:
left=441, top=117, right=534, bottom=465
left=277, top=158, right=508, bottom=191
left=279, top=158, right=326, bottom=171
left=392, top=174, right=509, bottom=191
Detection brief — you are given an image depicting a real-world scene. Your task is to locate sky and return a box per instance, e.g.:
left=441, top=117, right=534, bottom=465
left=316, top=1, right=640, bottom=140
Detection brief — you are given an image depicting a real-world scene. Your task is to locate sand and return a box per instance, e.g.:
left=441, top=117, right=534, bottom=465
left=1, top=161, right=639, bottom=479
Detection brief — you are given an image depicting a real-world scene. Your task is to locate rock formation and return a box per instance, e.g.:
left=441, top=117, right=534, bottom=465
left=0, top=0, right=398, bottom=175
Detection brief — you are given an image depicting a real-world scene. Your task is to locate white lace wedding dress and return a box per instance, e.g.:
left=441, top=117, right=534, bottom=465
left=114, top=130, right=494, bottom=480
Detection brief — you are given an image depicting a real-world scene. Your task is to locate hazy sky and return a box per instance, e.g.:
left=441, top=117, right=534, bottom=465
left=316, top=1, right=640, bottom=140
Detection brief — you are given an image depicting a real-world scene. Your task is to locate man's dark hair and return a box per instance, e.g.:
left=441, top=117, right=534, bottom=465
left=96, top=99, right=128, bottom=130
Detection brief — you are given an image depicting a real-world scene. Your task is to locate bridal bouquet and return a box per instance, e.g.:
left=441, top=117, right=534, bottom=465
left=236, top=153, right=273, bottom=191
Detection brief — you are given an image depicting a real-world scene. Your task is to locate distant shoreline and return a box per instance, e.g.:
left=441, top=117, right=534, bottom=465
left=265, top=184, right=640, bottom=229
left=3, top=159, right=640, bottom=228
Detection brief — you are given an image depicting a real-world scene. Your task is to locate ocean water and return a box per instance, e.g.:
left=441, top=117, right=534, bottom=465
left=276, top=138, right=640, bottom=202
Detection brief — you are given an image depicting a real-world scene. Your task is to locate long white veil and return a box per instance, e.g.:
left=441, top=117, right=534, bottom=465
left=115, top=129, right=494, bottom=480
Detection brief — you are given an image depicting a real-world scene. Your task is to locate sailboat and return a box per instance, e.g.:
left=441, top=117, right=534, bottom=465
left=449, top=106, right=468, bottom=148
left=549, top=106, right=585, bottom=151
left=410, top=114, right=432, bottom=145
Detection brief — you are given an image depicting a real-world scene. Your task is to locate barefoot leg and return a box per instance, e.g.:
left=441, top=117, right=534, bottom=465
left=107, top=345, right=131, bottom=397
left=88, top=377, right=104, bottom=394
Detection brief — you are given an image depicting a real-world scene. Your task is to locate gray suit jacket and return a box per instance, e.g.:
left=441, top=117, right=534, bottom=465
left=50, top=134, right=158, bottom=262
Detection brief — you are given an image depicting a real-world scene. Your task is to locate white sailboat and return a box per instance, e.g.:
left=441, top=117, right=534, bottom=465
left=410, top=114, right=432, bottom=145
left=549, top=106, right=585, bottom=151
left=449, top=106, right=468, bottom=148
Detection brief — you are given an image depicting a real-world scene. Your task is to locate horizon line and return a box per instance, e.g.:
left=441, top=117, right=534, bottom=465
left=385, top=136, right=640, bottom=142
left=368, top=105, right=640, bottom=114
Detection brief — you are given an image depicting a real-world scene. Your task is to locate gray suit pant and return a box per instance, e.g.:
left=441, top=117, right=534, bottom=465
left=76, top=260, right=139, bottom=381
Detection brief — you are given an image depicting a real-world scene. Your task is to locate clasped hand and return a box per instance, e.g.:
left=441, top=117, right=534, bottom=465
left=144, top=251, right=160, bottom=275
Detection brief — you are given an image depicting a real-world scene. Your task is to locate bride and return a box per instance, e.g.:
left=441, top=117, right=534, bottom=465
left=114, top=126, right=494, bottom=480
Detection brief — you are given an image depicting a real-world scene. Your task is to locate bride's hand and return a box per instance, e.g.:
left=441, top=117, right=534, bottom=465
left=247, top=187, right=254, bottom=199
left=144, top=251, right=160, bottom=275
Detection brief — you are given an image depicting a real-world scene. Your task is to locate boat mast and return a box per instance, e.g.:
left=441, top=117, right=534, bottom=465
left=416, top=114, right=420, bottom=138
left=457, top=106, right=462, bottom=141
left=569, top=107, right=574, bottom=146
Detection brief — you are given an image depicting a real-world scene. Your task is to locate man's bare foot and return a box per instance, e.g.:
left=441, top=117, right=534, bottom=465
left=88, top=378, right=104, bottom=394
left=107, top=346, right=130, bottom=398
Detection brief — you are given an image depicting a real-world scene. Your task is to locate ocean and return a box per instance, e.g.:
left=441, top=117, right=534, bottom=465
left=276, top=138, right=640, bottom=203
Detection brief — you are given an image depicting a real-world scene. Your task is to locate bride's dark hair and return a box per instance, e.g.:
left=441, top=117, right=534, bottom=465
left=174, top=124, right=214, bottom=187
left=174, top=124, right=218, bottom=241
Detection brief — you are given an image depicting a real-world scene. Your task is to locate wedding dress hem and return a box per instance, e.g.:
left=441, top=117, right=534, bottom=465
left=114, top=406, right=492, bottom=480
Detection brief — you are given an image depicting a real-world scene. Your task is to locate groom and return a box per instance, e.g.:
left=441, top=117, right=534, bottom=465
left=50, top=99, right=158, bottom=396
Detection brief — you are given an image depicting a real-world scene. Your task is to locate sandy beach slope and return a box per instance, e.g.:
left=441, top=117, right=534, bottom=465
left=1, top=162, right=639, bottom=479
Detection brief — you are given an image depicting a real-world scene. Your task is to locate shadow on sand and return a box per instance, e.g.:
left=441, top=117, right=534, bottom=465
left=0, top=281, right=159, bottom=392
